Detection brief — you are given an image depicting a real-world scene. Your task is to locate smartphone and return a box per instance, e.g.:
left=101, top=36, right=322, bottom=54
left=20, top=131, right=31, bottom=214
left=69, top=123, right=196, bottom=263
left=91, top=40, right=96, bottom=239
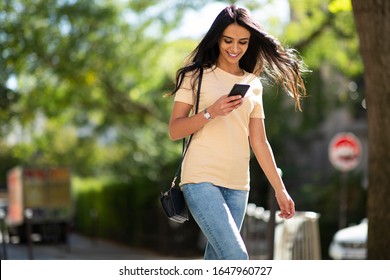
left=228, top=84, right=250, bottom=98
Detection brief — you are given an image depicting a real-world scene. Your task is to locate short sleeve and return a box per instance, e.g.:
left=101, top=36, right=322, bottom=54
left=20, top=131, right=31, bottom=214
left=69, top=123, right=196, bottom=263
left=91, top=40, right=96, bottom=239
left=249, top=78, right=265, bottom=119
left=174, top=74, right=195, bottom=105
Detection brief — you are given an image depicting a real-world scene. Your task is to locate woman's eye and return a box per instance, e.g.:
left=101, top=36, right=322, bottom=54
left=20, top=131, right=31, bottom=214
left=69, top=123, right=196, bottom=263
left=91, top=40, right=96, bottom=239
left=239, top=41, right=248, bottom=45
left=224, top=39, right=233, bottom=44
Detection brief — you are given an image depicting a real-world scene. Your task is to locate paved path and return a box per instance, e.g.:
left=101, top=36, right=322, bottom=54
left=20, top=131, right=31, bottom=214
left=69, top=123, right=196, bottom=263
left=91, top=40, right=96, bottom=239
left=1, top=233, right=180, bottom=260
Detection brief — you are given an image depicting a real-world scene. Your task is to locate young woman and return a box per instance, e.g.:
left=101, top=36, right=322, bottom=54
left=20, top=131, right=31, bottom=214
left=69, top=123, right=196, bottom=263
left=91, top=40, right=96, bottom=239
left=168, top=5, right=307, bottom=260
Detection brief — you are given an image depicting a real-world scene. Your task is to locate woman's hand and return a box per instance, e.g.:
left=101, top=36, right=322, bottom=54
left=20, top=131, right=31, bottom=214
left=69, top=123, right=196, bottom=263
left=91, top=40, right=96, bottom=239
left=275, top=189, right=295, bottom=219
left=169, top=94, right=243, bottom=140
left=208, top=95, right=243, bottom=118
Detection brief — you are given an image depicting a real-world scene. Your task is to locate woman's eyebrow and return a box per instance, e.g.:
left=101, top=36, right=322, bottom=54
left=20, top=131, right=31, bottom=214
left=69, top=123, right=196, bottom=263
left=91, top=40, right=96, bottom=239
left=222, top=35, right=250, bottom=40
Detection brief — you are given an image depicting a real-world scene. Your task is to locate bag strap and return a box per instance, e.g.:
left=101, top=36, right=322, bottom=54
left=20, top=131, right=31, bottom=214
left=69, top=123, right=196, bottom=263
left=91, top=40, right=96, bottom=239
left=171, top=66, right=203, bottom=188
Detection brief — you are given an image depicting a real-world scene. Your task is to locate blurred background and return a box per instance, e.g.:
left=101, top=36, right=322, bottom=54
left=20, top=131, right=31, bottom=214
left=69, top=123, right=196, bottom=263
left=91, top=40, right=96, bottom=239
left=0, top=0, right=374, bottom=260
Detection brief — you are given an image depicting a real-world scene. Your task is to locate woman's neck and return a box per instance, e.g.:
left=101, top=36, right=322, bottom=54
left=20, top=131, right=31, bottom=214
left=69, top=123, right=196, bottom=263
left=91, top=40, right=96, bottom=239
left=216, top=61, right=244, bottom=76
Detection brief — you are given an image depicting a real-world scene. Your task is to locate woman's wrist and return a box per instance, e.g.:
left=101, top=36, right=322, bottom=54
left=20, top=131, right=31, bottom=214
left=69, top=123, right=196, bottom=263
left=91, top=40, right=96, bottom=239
left=206, top=106, right=216, bottom=119
left=203, top=108, right=213, bottom=120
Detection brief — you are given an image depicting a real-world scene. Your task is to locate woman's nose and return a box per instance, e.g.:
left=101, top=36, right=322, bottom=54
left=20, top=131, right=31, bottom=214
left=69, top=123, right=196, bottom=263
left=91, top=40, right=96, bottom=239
left=232, top=43, right=239, bottom=52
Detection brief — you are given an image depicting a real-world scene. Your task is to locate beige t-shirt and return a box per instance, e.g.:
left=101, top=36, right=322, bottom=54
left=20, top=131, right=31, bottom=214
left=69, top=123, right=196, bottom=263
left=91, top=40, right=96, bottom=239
left=174, top=66, right=265, bottom=191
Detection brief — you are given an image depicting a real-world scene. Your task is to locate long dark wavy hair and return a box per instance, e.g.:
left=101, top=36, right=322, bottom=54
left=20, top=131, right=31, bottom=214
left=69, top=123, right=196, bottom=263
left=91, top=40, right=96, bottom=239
left=172, top=5, right=308, bottom=111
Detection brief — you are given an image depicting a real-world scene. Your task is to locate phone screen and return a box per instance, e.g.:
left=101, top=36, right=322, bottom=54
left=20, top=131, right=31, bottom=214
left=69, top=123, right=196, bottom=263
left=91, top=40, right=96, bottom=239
left=228, top=84, right=250, bottom=97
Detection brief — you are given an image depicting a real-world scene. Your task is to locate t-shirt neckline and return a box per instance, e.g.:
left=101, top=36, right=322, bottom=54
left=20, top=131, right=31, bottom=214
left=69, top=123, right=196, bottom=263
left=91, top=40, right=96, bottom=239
left=214, top=65, right=248, bottom=78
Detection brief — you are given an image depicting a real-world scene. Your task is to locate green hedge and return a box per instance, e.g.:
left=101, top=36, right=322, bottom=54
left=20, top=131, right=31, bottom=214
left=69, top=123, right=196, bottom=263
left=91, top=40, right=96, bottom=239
left=72, top=176, right=202, bottom=257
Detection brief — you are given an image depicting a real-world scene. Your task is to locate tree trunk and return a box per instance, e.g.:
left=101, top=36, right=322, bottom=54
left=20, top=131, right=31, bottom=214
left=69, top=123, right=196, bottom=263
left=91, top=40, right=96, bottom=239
left=351, top=0, right=390, bottom=259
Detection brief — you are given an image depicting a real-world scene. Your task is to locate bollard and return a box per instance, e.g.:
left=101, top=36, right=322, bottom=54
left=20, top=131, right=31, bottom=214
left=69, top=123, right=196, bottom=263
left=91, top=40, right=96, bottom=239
left=24, top=208, right=34, bottom=260
left=0, top=209, right=8, bottom=260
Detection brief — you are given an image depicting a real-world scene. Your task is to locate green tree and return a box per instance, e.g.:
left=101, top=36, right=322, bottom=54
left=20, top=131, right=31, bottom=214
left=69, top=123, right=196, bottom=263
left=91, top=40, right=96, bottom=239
left=0, top=0, right=196, bottom=178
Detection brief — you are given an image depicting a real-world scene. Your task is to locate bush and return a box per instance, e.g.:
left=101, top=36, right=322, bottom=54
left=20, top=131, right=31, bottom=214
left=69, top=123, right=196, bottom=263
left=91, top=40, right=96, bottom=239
left=72, top=176, right=202, bottom=257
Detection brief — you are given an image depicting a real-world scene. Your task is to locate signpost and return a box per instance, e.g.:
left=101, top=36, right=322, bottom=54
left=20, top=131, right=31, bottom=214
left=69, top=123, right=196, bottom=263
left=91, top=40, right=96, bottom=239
left=328, top=132, right=362, bottom=228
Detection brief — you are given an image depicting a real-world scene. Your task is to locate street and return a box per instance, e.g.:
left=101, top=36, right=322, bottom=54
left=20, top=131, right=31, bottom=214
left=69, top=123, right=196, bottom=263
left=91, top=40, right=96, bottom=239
left=0, top=232, right=173, bottom=260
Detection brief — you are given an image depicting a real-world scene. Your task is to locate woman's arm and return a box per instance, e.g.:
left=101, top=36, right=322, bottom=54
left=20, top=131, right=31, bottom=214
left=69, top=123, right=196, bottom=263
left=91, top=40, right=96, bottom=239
left=249, top=118, right=295, bottom=219
left=168, top=101, right=209, bottom=141
left=169, top=95, right=244, bottom=141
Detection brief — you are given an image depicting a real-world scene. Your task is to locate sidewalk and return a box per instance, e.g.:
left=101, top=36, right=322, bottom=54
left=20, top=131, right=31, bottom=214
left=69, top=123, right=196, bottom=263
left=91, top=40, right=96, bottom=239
left=2, top=233, right=183, bottom=260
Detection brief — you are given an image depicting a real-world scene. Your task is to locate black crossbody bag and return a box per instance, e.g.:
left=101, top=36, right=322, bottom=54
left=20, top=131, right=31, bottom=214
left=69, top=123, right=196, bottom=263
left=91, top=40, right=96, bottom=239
left=160, top=67, right=203, bottom=223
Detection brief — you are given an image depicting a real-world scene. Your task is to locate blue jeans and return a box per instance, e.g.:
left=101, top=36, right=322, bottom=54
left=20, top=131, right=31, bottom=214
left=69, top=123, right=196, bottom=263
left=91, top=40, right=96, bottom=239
left=182, top=182, right=249, bottom=260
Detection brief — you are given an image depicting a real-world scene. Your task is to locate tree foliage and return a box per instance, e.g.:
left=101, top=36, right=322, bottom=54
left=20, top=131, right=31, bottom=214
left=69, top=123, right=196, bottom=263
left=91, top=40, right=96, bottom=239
left=0, top=0, right=198, bottom=180
left=1, top=0, right=361, bottom=175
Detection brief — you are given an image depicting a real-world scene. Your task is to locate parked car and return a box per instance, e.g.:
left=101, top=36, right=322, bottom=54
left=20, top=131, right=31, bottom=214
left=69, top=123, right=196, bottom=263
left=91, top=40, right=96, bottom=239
left=328, top=218, right=367, bottom=260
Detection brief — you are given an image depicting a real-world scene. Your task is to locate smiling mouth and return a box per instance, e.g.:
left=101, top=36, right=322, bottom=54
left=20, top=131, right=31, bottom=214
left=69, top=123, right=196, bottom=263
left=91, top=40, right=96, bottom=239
left=228, top=52, right=240, bottom=58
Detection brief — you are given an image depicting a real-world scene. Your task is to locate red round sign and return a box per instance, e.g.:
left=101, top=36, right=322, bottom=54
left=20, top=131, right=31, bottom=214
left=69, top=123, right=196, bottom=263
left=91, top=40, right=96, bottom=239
left=329, top=133, right=362, bottom=172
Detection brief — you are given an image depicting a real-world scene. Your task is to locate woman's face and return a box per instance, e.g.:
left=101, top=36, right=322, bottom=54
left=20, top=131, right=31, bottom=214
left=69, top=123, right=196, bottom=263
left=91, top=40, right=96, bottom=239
left=218, top=23, right=250, bottom=68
